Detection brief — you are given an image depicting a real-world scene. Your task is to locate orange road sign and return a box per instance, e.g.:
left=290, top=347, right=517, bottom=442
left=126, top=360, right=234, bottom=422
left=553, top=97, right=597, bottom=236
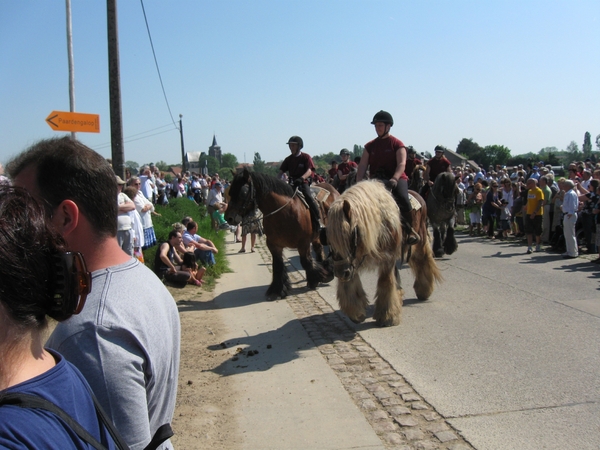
left=46, top=111, right=100, bottom=133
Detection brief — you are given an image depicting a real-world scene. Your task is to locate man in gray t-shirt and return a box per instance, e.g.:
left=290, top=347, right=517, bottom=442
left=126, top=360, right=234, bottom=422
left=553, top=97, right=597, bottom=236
left=7, top=137, right=180, bottom=450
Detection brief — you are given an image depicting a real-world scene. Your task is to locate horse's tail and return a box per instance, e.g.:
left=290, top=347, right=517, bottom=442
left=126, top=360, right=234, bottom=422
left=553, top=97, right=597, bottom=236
left=408, top=236, right=443, bottom=301
left=406, top=193, right=443, bottom=300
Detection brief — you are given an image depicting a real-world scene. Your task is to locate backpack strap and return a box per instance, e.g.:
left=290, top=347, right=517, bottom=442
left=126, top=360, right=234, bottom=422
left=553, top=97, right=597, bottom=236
left=144, top=423, right=174, bottom=450
left=0, top=393, right=112, bottom=450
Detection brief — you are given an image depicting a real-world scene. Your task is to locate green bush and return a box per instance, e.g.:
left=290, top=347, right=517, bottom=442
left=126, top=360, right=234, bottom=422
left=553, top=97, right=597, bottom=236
left=142, top=198, right=230, bottom=282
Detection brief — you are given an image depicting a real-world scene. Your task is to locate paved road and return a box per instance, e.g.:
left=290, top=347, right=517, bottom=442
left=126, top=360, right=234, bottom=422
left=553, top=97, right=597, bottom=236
left=296, top=232, right=600, bottom=449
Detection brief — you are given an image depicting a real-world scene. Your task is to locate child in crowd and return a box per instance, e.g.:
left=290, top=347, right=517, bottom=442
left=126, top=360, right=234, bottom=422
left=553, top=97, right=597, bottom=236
left=467, top=183, right=483, bottom=235
left=181, top=251, right=206, bottom=286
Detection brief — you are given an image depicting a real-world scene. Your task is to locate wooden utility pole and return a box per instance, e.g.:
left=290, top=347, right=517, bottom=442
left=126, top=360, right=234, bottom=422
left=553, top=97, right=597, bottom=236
left=66, top=0, right=76, bottom=140
left=107, top=0, right=125, bottom=178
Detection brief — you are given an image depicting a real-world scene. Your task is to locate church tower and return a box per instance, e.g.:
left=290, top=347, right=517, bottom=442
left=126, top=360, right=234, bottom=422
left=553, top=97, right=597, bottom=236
left=208, top=135, right=222, bottom=165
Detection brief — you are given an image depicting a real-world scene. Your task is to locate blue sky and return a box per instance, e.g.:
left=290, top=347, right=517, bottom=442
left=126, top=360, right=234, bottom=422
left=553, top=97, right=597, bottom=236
left=1, top=0, right=599, bottom=169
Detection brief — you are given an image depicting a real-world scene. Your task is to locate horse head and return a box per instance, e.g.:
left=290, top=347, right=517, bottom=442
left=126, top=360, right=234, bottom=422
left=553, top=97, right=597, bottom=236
left=225, top=169, right=255, bottom=225
left=327, top=199, right=365, bottom=282
left=433, top=172, right=458, bottom=201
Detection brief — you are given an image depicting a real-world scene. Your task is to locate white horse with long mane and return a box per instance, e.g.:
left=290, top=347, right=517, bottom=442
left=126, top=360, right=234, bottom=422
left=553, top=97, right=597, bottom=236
left=326, top=180, right=442, bottom=326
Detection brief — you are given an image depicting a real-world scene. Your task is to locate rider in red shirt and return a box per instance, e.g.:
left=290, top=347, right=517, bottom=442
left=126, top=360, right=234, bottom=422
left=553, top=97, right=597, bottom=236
left=425, top=146, right=452, bottom=184
left=356, top=110, right=420, bottom=245
left=278, top=136, right=321, bottom=234
left=404, top=146, right=422, bottom=181
left=337, top=148, right=357, bottom=194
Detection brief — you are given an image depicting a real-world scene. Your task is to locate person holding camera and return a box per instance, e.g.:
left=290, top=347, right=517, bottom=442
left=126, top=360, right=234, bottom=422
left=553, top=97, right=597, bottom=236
left=278, top=136, right=321, bottom=234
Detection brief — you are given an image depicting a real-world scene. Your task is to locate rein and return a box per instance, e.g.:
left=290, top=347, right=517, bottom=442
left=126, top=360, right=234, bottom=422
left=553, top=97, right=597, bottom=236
left=261, top=187, right=299, bottom=219
left=239, top=180, right=299, bottom=221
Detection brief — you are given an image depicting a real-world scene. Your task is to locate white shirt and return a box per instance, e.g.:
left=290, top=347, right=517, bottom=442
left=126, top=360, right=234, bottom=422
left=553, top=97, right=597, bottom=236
left=562, top=189, right=579, bottom=215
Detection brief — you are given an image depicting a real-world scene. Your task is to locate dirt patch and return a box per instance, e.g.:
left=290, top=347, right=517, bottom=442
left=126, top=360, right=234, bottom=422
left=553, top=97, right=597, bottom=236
left=168, top=284, right=242, bottom=449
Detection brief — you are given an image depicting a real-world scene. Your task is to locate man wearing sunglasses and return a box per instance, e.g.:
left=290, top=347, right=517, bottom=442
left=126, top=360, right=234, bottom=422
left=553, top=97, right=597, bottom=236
left=7, top=137, right=180, bottom=450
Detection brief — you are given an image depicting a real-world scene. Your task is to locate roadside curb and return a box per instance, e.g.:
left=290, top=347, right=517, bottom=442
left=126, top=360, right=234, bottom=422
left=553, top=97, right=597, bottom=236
left=254, top=236, right=475, bottom=449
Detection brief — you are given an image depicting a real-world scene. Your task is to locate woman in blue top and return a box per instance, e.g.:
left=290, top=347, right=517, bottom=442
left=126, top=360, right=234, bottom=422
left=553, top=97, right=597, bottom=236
left=0, top=186, right=120, bottom=449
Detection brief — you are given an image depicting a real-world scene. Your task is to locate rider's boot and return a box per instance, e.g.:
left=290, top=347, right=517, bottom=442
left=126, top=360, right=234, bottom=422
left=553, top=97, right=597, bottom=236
left=402, top=211, right=420, bottom=246
left=309, top=205, right=322, bottom=236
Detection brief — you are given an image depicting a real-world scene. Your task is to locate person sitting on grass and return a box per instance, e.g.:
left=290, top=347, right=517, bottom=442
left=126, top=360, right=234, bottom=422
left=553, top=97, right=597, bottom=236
left=181, top=251, right=206, bottom=285
left=182, top=220, right=218, bottom=266
left=154, top=230, right=203, bottom=286
left=212, top=202, right=232, bottom=230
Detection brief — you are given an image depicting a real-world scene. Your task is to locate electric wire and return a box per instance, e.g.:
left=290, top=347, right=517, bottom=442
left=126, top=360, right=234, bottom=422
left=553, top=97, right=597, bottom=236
left=139, top=0, right=179, bottom=130
left=91, top=124, right=177, bottom=150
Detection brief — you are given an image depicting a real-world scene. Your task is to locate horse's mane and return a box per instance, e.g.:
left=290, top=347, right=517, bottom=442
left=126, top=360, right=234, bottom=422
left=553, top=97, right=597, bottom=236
left=328, top=181, right=402, bottom=263
left=412, top=164, right=426, bottom=177
left=432, top=172, right=457, bottom=199
left=229, top=170, right=294, bottom=201
left=251, top=172, right=294, bottom=198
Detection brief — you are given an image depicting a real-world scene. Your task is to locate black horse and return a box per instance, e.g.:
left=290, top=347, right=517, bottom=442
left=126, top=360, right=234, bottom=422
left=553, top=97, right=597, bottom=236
left=426, top=172, right=458, bottom=258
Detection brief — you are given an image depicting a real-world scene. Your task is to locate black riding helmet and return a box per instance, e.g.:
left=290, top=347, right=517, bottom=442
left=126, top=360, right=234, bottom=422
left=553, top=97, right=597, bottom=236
left=371, top=110, right=394, bottom=126
left=286, top=136, right=304, bottom=150
left=339, top=148, right=351, bottom=156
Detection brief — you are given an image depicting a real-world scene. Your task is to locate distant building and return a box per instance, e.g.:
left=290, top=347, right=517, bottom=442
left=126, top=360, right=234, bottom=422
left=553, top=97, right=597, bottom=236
left=209, top=135, right=222, bottom=165
left=185, top=151, right=203, bottom=171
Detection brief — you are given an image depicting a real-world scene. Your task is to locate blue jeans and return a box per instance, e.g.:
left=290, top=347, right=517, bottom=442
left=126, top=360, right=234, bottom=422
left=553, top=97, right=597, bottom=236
left=195, top=249, right=216, bottom=266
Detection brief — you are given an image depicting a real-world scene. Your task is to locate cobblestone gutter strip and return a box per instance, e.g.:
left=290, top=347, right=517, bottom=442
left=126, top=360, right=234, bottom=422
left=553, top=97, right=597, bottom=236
left=255, top=238, right=474, bottom=450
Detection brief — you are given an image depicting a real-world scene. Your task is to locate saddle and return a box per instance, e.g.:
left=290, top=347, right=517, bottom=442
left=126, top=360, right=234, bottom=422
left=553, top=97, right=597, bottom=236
left=296, top=186, right=330, bottom=228
left=408, top=193, right=422, bottom=211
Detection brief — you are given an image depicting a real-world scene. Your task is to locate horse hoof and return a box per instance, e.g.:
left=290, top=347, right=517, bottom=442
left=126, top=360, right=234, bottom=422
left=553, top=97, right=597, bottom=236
left=376, top=317, right=400, bottom=327
left=265, top=292, right=285, bottom=301
left=434, top=250, right=445, bottom=258
left=349, top=314, right=366, bottom=324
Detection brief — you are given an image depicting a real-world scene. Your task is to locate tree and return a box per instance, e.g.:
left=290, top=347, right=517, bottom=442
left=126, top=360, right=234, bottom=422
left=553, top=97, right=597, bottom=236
left=353, top=145, right=364, bottom=161
left=253, top=152, right=266, bottom=173
left=155, top=160, right=170, bottom=172
left=456, top=138, right=483, bottom=161
left=125, top=160, right=139, bottom=175
left=221, top=153, right=238, bottom=170
left=566, top=141, right=581, bottom=164
left=538, top=147, right=561, bottom=166
left=482, top=145, right=511, bottom=168
left=583, top=132, right=592, bottom=158
left=199, top=154, right=220, bottom=175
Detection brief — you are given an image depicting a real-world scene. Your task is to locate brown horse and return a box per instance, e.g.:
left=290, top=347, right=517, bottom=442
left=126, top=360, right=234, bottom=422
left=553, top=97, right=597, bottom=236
left=409, top=164, right=426, bottom=193
left=225, top=169, right=339, bottom=300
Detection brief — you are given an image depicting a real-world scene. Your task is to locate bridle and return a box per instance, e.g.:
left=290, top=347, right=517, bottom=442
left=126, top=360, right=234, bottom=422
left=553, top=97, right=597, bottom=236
left=234, top=178, right=299, bottom=223
left=429, top=181, right=456, bottom=214
left=332, top=226, right=366, bottom=274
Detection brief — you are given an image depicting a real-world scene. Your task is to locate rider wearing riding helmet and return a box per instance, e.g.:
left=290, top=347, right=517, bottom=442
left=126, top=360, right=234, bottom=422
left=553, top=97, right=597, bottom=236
left=337, top=148, right=358, bottom=194
left=404, top=146, right=422, bottom=182
left=357, top=110, right=420, bottom=245
left=278, top=136, right=321, bottom=235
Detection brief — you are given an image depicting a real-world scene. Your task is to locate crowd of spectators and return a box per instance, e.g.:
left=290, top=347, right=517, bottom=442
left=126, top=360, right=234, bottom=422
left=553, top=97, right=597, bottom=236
left=452, top=159, right=600, bottom=263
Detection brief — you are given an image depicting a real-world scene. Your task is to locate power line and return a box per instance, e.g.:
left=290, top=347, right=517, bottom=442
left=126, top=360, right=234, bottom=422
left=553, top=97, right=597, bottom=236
left=139, top=0, right=179, bottom=129
left=91, top=124, right=178, bottom=150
